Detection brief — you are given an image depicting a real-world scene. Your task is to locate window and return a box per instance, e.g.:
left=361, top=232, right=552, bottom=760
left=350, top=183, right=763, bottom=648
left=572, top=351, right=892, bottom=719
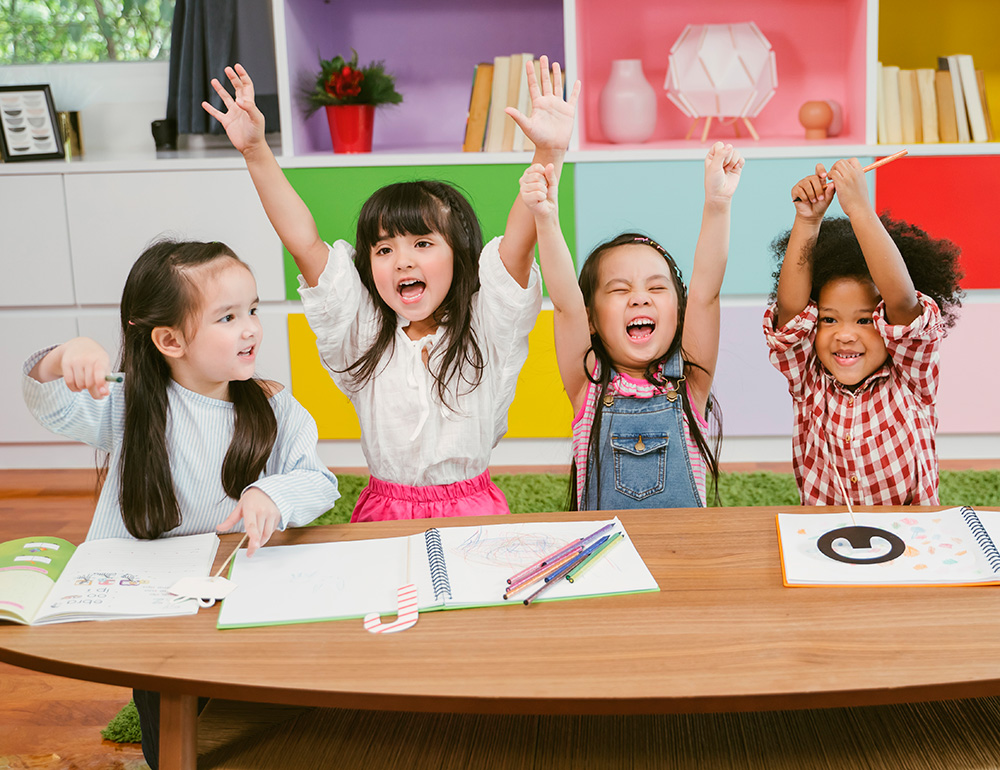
left=0, top=0, right=173, bottom=64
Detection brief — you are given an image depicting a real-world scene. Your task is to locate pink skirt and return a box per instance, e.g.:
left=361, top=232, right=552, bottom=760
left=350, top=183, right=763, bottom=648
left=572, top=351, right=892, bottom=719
left=351, top=470, right=510, bottom=523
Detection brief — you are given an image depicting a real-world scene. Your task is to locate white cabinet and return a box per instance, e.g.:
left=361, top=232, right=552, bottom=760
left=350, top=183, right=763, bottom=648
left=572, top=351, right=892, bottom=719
left=0, top=175, right=74, bottom=307
left=64, top=170, right=283, bottom=305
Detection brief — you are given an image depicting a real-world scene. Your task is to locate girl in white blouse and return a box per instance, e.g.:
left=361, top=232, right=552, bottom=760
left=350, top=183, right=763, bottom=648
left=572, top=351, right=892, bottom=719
left=204, top=60, right=579, bottom=521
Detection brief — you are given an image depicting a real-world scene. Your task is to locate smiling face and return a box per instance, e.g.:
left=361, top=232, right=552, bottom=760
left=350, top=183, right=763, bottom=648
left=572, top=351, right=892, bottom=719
left=587, top=244, right=680, bottom=379
left=814, top=276, right=888, bottom=388
left=169, top=259, right=262, bottom=399
left=369, top=230, right=455, bottom=339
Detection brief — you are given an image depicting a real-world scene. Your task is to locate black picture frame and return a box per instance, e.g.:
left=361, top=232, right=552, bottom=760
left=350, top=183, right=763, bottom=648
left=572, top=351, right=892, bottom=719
left=0, top=84, right=65, bottom=162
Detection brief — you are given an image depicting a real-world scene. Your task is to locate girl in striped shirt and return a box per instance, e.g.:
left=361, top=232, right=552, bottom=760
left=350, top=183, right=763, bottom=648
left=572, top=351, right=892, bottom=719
left=521, top=142, right=745, bottom=510
left=23, top=239, right=340, bottom=548
left=23, top=239, right=340, bottom=769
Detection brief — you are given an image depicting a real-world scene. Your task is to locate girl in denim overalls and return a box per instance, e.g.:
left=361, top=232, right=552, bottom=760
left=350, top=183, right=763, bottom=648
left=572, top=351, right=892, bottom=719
left=520, top=142, right=745, bottom=509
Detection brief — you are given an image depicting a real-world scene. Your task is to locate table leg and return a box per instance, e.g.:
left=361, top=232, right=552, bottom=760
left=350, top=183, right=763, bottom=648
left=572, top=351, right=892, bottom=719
left=159, top=692, right=198, bottom=770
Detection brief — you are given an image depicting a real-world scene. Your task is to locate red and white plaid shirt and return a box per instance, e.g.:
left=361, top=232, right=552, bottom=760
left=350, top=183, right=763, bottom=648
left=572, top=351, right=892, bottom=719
left=763, top=293, right=944, bottom=506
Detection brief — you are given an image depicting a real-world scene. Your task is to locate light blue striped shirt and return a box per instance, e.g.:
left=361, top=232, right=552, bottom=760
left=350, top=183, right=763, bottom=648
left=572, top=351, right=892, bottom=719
left=23, top=348, right=340, bottom=541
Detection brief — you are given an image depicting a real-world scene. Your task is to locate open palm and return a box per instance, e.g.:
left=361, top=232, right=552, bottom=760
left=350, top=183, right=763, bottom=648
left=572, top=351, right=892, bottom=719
left=506, top=55, right=581, bottom=151
left=202, top=64, right=266, bottom=154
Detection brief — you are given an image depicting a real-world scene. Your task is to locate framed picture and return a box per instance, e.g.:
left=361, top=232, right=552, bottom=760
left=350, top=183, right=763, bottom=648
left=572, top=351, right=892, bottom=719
left=0, top=84, right=64, bottom=162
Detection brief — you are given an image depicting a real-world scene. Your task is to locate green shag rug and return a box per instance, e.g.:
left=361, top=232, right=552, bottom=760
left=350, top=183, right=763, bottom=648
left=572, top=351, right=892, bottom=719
left=103, top=469, right=1000, bottom=743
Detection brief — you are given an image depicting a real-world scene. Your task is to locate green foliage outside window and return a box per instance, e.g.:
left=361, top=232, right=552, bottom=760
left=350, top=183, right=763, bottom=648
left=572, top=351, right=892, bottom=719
left=0, top=0, right=173, bottom=64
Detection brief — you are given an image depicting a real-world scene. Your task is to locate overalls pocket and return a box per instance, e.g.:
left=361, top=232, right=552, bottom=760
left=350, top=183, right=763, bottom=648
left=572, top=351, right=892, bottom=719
left=610, top=433, right=669, bottom=500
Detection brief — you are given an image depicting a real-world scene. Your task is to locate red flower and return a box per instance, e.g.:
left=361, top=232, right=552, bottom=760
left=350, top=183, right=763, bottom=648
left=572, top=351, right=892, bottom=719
left=325, top=65, right=364, bottom=100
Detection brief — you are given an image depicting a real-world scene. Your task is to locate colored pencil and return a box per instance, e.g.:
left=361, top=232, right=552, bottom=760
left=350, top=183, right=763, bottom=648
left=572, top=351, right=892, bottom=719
left=792, top=149, right=908, bottom=201
left=522, top=544, right=600, bottom=606
left=503, top=548, right=582, bottom=599
left=105, top=373, right=124, bottom=383
left=213, top=533, right=249, bottom=578
left=566, top=533, right=624, bottom=583
left=506, top=522, right=616, bottom=585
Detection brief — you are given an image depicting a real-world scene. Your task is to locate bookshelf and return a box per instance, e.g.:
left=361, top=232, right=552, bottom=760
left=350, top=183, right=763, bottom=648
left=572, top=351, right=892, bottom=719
left=2, top=0, right=999, bottom=462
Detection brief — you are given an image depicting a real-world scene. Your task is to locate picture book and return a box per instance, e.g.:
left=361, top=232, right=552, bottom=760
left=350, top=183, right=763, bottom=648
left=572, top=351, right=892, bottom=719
left=776, top=508, right=1000, bottom=587
left=0, top=532, right=220, bottom=624
left=217, top=518, right=658, bottom=629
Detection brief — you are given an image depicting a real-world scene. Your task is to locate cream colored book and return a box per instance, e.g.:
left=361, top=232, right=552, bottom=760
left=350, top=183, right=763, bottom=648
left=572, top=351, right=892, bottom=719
left=511, top=53, right=534, bottom=152
left=916, top=68, right=939, bottom=143
left=954, top=54, right=988, bottom=142
left=942, top=56, right=970, bottom=142
left=881, top=65, right=902, bottom=144
left=897, top=69, right=918, bottom=144
left=484, top=55, right=511, bottom=152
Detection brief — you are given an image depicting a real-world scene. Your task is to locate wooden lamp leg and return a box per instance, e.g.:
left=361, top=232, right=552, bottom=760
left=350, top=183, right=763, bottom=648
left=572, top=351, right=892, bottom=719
left=700, top=116, right=713, bottom=143
left=742, top=118, right=760, bottom=141
left=685, top=118, right=700, bottom=141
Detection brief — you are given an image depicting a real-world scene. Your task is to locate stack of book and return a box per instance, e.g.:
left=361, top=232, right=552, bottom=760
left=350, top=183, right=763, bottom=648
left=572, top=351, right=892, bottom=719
left=878, top=54, right=994, bottom=144
left=463, top=54, right=544, bottom=153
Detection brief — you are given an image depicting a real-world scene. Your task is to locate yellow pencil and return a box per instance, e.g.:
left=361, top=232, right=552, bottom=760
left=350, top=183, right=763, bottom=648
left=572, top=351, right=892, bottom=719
left=565, top=532, right=623, bottom=583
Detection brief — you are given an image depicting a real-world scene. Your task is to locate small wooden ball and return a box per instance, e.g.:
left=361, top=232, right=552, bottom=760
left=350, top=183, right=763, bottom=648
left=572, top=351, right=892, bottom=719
left=799, top=100, right=834, bottom=140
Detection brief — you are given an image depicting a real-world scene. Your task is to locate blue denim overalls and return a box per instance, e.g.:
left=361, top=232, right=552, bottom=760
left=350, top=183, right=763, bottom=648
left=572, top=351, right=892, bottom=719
left=583, top=351, right=702, bottom=509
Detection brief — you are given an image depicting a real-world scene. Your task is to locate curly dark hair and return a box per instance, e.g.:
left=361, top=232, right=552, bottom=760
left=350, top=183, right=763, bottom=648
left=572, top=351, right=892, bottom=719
left=769, top=213, right=964, bottom=328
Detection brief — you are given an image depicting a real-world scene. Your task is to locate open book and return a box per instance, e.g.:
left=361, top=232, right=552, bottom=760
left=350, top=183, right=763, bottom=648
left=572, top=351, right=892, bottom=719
left=0, top=532, right=220, bottom=624
left=776, top=507, right=1000, bottom=587
left=217, top=518, right=658, bottom=629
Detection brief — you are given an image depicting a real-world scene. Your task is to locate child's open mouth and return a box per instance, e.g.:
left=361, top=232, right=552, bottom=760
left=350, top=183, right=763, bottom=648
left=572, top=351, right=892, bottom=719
left=238, top=344, right=255, bottom=358
left=627, top=317, right=655, bottom=341
left=398, top=279, right=426, bottom=304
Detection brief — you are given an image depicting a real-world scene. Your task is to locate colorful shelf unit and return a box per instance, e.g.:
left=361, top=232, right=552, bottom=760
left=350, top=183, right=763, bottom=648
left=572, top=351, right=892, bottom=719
left=571, top=0, right=870, bottom=149
left=273, top=0, right=564, bottom=157
left=878, top=0, right=1000, bottom=144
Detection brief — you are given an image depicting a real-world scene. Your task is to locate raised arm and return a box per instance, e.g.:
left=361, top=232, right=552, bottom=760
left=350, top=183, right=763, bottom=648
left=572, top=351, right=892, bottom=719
left=202, top=64, right=329, bottom=287
left=681, top=142, right=744, bottom=414
left=500, top=56, right=582, bottom=288
left=827, top=158, right=920, bottom=325
left=519, top=163, right=591, bottom=413
left=774, top=163, right=835, bottom=328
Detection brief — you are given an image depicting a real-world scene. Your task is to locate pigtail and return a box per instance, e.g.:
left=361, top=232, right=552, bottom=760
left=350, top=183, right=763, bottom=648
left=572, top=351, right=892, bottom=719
left=118, top=318, right=181, bottom=539
left=223, top=379, right=278, bottom=499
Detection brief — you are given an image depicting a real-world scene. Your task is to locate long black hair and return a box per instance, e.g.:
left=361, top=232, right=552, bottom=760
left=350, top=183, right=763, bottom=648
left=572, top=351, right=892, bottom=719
left=343, top=181, right=486, bottom=408
left=114, top=240, right=277, bottom=539
left=572, top=233, right=722, bottom=510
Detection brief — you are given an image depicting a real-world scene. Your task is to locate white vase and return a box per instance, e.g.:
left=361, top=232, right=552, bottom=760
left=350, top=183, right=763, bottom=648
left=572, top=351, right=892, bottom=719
left=599, top=59, right=657, bottom=143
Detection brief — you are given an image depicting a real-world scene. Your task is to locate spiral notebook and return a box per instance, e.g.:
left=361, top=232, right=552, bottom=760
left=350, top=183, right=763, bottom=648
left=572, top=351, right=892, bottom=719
left=776, top=507, right=1000, bottom=587
left=216, top=518, right=658, bottom=629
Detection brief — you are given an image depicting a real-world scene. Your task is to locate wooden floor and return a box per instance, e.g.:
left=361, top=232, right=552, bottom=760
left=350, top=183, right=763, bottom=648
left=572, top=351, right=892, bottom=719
left=0, top=470, right=147, bottom=769
left=2, top=461, right=999, bottom=769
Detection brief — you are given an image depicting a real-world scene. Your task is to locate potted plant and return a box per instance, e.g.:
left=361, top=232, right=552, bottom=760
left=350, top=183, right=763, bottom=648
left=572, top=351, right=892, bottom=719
left=303, top=50, right=402, bottom=153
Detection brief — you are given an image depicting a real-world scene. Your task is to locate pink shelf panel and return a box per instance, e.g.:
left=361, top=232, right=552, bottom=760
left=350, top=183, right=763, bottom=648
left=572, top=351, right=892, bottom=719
left=575, top=0, right=868, bottom=149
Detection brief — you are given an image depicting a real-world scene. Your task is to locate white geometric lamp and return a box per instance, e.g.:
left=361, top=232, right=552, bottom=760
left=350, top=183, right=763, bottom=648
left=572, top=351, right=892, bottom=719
left=665, top=22, right=778, bottom=142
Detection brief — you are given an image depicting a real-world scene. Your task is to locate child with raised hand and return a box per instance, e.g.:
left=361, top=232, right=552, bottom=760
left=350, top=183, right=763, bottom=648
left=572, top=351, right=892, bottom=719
left=521, top=141, right=744, bottom=510
left=765, top=158, right=963, bottom=506
left=22, top=239, right=340, bottom=769
left=203, top=59, right=580, bottom=522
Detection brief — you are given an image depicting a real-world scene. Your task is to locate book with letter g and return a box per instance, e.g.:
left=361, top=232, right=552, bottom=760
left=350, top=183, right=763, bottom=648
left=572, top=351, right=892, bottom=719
left=776, top=508, right=1000, bottom=587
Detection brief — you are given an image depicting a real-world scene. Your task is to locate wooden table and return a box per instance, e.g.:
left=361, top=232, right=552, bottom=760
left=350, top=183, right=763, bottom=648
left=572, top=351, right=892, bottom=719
left=4, top=506, right=1000, bottom=770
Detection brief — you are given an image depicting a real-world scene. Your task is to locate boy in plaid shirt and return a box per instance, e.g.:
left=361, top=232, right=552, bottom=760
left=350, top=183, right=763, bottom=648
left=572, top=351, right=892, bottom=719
left=764, top=158, right=963, bottom=505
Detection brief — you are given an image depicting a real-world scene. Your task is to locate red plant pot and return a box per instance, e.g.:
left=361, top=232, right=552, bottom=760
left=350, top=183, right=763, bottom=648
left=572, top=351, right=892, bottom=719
left=325, top=104, right=375, bottom=153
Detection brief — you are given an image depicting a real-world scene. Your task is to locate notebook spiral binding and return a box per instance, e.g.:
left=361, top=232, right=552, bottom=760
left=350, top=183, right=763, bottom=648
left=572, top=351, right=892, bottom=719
left=960, top=506, right=1000, bottom=573
left=424, top=529, right=452, bottom=602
